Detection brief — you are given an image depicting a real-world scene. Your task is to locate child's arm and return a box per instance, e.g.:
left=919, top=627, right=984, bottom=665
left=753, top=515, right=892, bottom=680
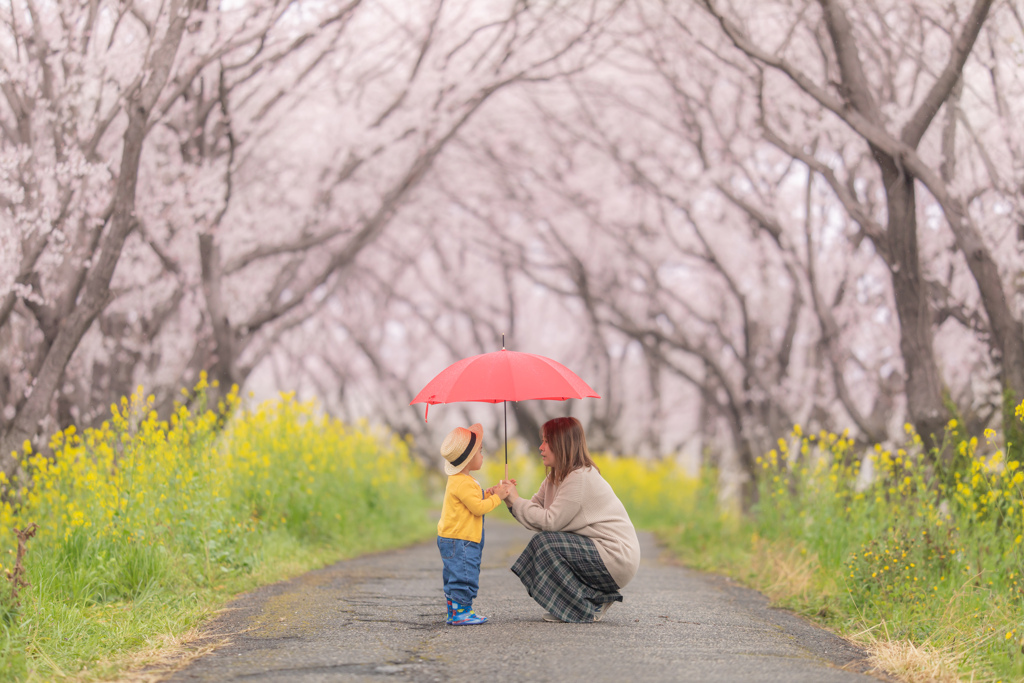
left=455, top=478, right=502, bottom=516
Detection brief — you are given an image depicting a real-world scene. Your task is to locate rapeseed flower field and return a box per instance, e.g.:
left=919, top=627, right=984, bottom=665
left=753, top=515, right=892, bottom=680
left=4, top=380, right=1024, bottom=682
left=699, top=413, right=1024, bottom=682
left=481, top=450, right=708, bottom=533
left=488, top=411, right=1024, bottom=682
left=0, top=375, right=433, bottom=681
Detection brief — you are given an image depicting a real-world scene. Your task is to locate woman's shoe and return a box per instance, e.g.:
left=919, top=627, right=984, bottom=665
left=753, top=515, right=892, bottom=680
left=542, top=612, right=562, bottom=622
left=593, top=601, right=614, bottom=622
left=450, top=600, right=488, bottom=625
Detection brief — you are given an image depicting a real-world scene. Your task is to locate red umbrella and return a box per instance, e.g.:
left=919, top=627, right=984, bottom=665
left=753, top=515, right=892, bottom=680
left=411, top=347, right=600, bottom=478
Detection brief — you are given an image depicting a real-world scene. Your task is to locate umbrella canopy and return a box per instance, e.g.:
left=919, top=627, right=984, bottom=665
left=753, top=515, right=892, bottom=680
left=410, top=348, right=600, bottom=479
left=410, top=349, right=600, bottom=406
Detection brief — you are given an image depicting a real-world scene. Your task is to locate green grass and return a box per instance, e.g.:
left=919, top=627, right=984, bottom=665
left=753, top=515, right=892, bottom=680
left=473, top=427, right=1024, bottom=681
left=640, top=424, right=1024, bottom=683
left=0, top=380, right=435, bottom=681
left=1, top=525, right=436, bottom=681
left=9, top=394, right=1024, bottom=683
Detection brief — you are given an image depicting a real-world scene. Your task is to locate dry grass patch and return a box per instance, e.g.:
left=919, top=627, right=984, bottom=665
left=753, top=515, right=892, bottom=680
left=748, top=536, right=821, bottom=604
left=78, top=626, right=231, bottom=683
left=859, top=629, right=962, bottom=683
left=745, top=542, right=972, bottom=682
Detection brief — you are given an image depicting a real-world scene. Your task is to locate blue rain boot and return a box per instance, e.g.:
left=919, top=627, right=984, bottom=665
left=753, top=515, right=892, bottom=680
left=450, top=600, right=487, bottom=625
left=445, top=596, right=454, bottom=624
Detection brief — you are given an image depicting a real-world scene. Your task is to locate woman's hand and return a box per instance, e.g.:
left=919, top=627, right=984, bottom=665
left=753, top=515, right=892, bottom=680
left=501, top=479, right=519, bottom=501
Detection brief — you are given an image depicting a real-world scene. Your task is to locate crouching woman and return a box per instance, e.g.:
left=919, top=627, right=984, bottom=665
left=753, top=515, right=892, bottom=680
left=503, top=417, right=641, bottom=623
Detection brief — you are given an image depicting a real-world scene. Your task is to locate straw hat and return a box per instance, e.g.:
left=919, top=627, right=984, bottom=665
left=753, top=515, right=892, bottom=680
left=440, top=423, right=484, bottom=475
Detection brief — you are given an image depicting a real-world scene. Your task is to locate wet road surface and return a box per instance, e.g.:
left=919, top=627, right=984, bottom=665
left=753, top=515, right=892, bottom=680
left=162, top=519, right=889, bottom=683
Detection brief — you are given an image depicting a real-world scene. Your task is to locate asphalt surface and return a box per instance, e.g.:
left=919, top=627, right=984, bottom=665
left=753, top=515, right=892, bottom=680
left=162, top=520, right=890, bottom=683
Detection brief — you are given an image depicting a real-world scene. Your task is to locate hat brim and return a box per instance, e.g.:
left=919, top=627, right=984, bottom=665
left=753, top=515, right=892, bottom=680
left=444, top=423, right=484, bottom=475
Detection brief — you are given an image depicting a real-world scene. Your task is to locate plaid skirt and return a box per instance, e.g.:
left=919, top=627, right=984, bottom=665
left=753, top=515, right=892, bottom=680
left=510, top=531, right=622, bottom=623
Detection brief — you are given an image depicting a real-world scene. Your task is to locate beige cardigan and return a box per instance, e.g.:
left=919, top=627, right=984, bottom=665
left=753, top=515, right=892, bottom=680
left=508, top=466, right=641, bottom=589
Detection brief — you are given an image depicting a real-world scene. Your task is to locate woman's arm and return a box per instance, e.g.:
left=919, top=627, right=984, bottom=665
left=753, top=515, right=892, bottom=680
left=509, top=474, right=583, bottom=532
left=505, top=478, right=544, bottom=525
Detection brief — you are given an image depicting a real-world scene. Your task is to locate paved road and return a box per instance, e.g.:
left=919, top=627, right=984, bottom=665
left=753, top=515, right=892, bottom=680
left=163, top=520, right=889, bottom=683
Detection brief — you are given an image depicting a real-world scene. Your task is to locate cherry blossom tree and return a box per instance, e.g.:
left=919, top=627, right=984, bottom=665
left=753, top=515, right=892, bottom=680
left=92, top=0, right=624, bottom=415
left=691, top=0, right=1024, bottom=449
left=189, top=0, right=625, bottom=404
left=1, top=0, right=206, bottom=476
left=612, top=0, right=906, bottom=447
left=0, top=0, right=625, bottom=476
left=319, top=0, right=1023, bottom=485
left=4, top=0, right=1023, bottom=490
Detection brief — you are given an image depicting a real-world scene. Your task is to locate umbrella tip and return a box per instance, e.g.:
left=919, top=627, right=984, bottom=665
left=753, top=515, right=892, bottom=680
left=502, top=333, right=505, bottom=350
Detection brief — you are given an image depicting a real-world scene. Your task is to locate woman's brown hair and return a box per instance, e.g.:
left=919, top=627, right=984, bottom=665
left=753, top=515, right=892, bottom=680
left=542, top=417, right=598, bottom=485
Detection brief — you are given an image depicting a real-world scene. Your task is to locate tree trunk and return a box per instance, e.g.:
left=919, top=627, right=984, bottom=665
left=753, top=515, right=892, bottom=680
left=199, top=233, right=237, bottom=398
left=511, top=402, right=542, bottom=454
left=1, top=108, right=149, bottom=475
left=818, top=0, right=951, bottom=448
left=878, top=155, right=948, bottom=446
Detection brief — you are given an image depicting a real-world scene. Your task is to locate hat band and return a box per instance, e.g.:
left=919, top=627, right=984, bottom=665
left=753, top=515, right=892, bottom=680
left=450, top=433, right=476, bottom=468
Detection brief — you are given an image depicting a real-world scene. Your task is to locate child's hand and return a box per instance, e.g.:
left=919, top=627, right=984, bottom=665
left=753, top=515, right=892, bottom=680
left=496, top=481, right=519, bottom=500
left=484, top=486, right=497, bottom=496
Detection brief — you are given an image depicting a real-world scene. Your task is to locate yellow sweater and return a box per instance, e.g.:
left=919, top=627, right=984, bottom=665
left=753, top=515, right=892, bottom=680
left=437, top=472, right=501, bottom=543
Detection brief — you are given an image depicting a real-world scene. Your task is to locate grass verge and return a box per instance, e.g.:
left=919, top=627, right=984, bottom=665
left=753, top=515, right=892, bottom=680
left=647, top=422, right=1024, bottom=683
left=488, top=420, right=1024, bottom=682
left=0, top=377, right=435, bottom=682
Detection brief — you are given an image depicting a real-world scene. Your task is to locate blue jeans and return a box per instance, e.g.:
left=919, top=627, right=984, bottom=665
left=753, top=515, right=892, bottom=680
left=438, top=528, right=484, bottom=605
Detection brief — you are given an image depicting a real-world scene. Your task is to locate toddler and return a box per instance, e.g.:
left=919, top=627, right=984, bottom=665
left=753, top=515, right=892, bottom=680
left=437, top=423, right=510, bottom=625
